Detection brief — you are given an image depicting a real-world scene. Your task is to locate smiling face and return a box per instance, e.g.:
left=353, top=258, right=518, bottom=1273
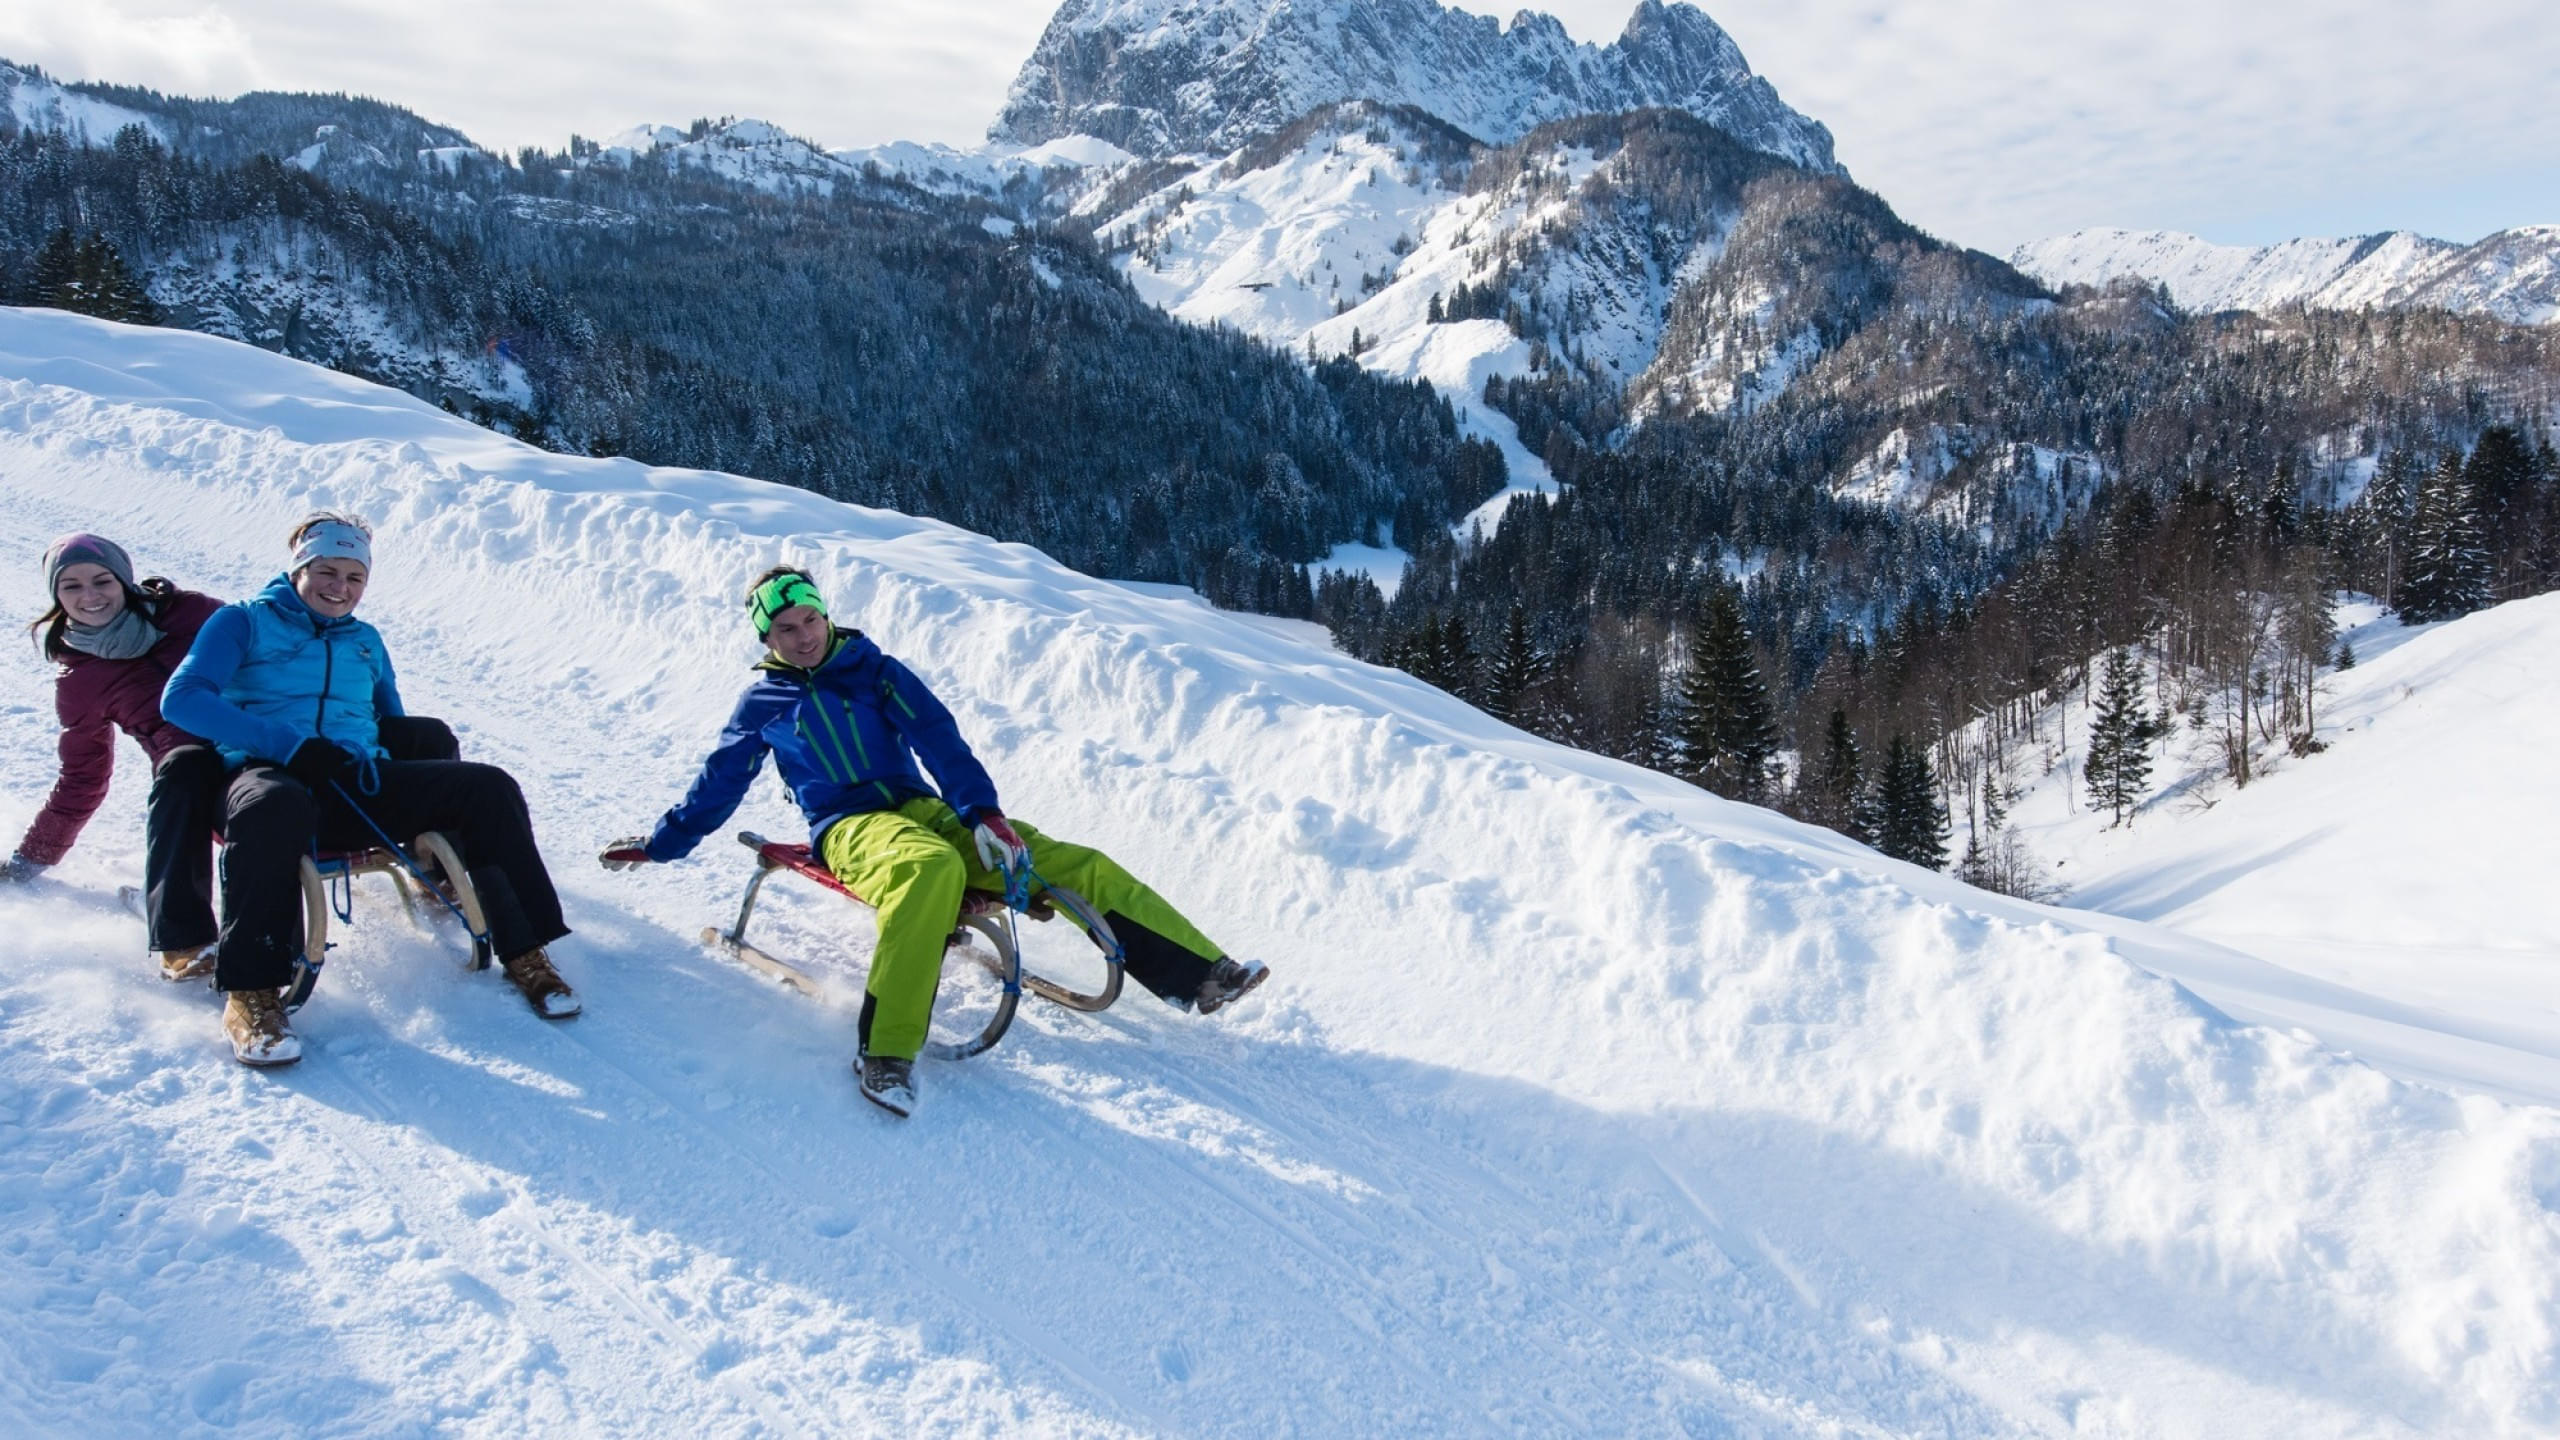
left=53, top=562, right=128, bottom=628
left=294, top=557, right=369, bottom=619
left=765, top=604, right=833, bottom=669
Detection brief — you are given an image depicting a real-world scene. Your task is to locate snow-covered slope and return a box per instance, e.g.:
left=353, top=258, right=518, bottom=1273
left=994, top=0, right=1837, bottom=170
left=2014, top=226, right=2560, bottom=327
left=3, top=309, right=2557, bottom=1436
left=0, top=62, right=164, bottom=145
left=1100, top=106, right=1566, bottom=527
left=1994, top=599, right=2560, bottom=1108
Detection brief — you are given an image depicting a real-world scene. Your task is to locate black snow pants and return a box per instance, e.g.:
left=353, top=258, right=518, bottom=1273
left=212, top=726, right=566, bottom=993
left=151, top=719, right=462, bottom=957
left=144, top=745, right=224, bottom=954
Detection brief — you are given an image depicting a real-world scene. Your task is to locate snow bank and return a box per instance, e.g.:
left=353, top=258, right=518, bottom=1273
left=1, top=308, right=2555, bottom=1436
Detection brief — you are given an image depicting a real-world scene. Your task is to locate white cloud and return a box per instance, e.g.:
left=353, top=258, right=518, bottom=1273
left=0, top=1, right=262, bottom=94
left=1515, top=0, right=2560, bottom=250
left=2, top=0, right=2550, bottom=252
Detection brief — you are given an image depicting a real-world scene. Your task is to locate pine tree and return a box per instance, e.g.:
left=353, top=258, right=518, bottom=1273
left=1675, top=587, right=1781, bottom=802
left=78, top=235, right=160, bottom=325
left=29, top=228, right=81, bottom=308
left=2465, top=425, right=2536, bottom=597
left=1483, top=604, right=1546, bottom=723
left=2398, top=454, right=2492, bottom=622
left=1811, top=707, right=1864, bottom=836
left=1873, top=734, right=1949, bottom=870
left=1435, top=612, right=1478, bottom=703
left=2084, top=648, right=2154, bottom=826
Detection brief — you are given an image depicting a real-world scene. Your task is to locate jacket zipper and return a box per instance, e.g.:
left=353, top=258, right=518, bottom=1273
left=313, top=618, right=334, bottom=743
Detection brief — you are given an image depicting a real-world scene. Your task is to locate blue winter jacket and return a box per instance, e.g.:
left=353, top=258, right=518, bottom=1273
left=644, top=629, right=1000, bottom=860
left=162, top=573, right=405, bottom=768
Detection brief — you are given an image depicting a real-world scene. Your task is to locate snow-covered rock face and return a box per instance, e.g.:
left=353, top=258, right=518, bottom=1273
left=993, top=0, right=1838, bottom=171
left=2014, top=225, right=2560, bottom=327
left=1833, top=424, right=2108, bottom=541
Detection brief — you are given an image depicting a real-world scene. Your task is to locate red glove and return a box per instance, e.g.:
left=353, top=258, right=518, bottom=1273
left=599, top=836, right=654, bottom=871
left=972, top=814, right=1028, bottom=875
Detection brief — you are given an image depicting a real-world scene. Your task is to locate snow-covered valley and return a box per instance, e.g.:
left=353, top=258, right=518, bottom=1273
left=1972, top=598, right=2560, bottom=1110
left=2, top=309, right=2557, bottom=1436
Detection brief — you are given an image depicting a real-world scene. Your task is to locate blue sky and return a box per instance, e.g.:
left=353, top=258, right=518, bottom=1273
left=1, top=0, right=2550, bottom=253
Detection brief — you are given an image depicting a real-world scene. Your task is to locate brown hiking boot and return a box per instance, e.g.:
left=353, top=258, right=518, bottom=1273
left=223, top=988, right=302, bottom=1067
left=502, top=947, right=582, bottom=1019
left=160, top=946, right=216, bottom=983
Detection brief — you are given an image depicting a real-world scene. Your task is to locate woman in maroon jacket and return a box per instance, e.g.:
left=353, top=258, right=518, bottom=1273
left=5, top=534, right=227, bottom=979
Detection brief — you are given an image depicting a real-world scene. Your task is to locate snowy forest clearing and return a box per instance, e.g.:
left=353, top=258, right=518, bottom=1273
left=1965, top=596, right=2560, bottom=1107
left=1, top=310, right=2556, bottom=1436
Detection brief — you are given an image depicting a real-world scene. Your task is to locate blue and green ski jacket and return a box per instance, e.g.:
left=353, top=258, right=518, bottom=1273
left=643, top=630, right=1000, bottom=861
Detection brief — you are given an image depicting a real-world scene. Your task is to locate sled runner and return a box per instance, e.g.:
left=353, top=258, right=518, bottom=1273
left=703, top=829, right=1125, bottom=1061
left=281, top=831, right=494, bottom=1010
left=126, top=830, right=493, bottom=1010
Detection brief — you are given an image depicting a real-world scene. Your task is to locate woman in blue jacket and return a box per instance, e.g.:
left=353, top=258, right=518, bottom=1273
left=162, top=513, right=579, bottom=1067
left=600, top=566, right=1267, bottom=1117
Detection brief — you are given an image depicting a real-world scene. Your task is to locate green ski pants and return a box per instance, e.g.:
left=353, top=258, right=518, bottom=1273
left=820, top=797, right=1226, bottom=1060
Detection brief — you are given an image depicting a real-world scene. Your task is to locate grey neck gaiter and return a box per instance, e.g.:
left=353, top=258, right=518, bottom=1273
left=60, top=607, right=162, bottom=662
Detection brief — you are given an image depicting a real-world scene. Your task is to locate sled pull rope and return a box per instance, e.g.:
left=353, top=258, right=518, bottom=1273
left=327, top=780, right=495, bottom=951
left=320, top=846, right=356, bottom=926
left=1003, top=854, right=1125, bottom=972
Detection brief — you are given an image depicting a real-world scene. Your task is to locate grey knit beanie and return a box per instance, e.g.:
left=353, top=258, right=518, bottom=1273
left=43, top=534, right=139, bottom=599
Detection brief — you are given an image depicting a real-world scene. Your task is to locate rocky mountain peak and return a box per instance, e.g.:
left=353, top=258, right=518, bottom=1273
left=990, top=0, right=1837, bottom=172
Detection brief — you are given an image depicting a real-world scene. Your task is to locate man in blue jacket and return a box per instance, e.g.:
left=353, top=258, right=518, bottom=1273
left=601, top=566, right=1267, bottom=1116
left=163, top=513, right=579, bottom=1067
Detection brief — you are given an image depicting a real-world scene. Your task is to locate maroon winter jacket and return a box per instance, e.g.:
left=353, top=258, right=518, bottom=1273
left=15, top=587, right=223, bottom=865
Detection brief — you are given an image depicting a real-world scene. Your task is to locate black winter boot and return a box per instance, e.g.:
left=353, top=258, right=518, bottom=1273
left=859, top=1055, right=916, bottom=1117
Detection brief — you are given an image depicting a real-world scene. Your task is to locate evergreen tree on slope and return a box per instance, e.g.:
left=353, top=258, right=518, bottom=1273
left=2398, top=454, right=2492, bottom=622
left=1873, top=735, right=1949, bottom=870
left=2465, top=425, right=2537, bottom=599
left=1676, top=586, right=1781, bottom=802
left=1483, top=604, right=1548, bottom=724
left=2084, top=648, right=2155, bottom=827
left=1810, top=707, right=1866, bottom=839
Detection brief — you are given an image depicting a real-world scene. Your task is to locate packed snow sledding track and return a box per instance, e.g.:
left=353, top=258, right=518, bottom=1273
left=1, top=311, right=2554, bottom=1437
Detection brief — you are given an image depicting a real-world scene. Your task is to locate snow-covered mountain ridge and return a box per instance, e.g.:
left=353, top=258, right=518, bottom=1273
left=2014, top=225, right=2560, bottom=326
left=994, top=0, right=1836, bottom=170
left=3, top=307, right=2558, bottom=1435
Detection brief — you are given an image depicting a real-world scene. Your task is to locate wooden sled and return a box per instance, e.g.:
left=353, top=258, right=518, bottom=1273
left=285, top=831, right=491, bottom=1010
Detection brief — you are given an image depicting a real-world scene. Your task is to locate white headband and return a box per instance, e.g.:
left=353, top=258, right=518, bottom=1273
left=291, top=520, right=372, bottom=573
